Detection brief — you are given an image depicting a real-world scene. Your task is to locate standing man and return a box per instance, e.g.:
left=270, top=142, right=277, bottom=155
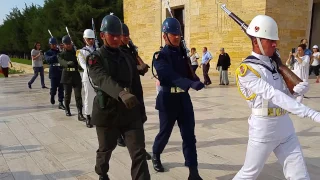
left=118, top=23, right=151, bottom=160
left=216, top=48, right=231, bottom=85
left=200, top=47, right=212, bottom=86
left=77, top=29, right=97, bottom=128
left=234, top=15, right=320, bottom=179
left=152, top=17, right=204, bottom=180
left=0, top=54, right=13, bottom=78
left=45, top=37, right=65, bottom=110
left=87, top=14, right=150, bottom=180
left=58, top=35, right=86, bottom=121
left=28, top=42, right=48, bottom=89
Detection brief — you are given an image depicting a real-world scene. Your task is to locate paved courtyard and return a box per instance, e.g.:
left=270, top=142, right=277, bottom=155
left=0, top=73, right=320, bottom=180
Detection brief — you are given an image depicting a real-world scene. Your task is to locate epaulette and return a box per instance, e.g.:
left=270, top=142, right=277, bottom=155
left=235, top=63, right=261, bottom=78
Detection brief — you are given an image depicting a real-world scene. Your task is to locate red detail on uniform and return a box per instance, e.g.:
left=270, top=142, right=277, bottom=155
left=89, top=58, right=97, bottom=65
left=240, top=66, right=245, bottom=74
left=255, top=26, right=260, bottom=32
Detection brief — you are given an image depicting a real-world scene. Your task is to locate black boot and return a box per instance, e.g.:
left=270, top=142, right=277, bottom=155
left=99, top=175, right=109, bottom=180
left=117, top=136, right=126, bottom=147
left=86, top=115, right=93, bottom=128
left=146, top=152, right=151, bottom=160
left=50, top=96, right=55, bottom=105
left=77, top=108, right=86, bottom=121
left=152, top=154, right=164, bottom=172
left=188, top=167, right=203, bottom=180
left=65, top=105, right=71, bottom=116
left=58, top=101, right=65, bottom=110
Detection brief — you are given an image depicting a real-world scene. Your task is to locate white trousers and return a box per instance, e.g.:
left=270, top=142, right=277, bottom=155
left=83, top=80, right=95, bottom=116
left=234, top=133, right=309, bottom=180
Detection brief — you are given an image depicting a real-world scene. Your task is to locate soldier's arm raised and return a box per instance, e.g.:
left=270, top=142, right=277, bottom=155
left=237, top=64, right=319, bottom=120
left=154, top=52, right=194, bottom=91
left=87, top=53, right=124, bottom=101
left=45, top=51, right=58, bottom=64
left=58, top=53, right=68, bottom=68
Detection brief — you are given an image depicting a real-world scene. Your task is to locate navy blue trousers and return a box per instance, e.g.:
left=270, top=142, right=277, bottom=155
left=50, top=77, right=64, bottom=102
left=152, top=93, right=198, bottom=167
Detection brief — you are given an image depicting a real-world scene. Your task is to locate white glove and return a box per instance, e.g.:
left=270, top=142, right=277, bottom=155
left=313, top=113, right=320, bottom=123
left=293, top=79, right=309, bottom=95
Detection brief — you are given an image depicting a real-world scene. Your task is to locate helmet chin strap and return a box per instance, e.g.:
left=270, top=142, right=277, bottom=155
left=257, top=38, right=266, bottom=56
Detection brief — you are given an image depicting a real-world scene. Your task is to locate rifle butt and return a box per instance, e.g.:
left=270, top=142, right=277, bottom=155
left=278, top=64, right=302, bottom=94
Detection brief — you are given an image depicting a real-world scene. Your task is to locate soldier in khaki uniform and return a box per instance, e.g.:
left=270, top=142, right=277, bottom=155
left=87, top=14, right=150, bottom=180
left=58, top=35, right=86, bottom=121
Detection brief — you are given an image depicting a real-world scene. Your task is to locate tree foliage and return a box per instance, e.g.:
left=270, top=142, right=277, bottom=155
left=0, top=0, right=123, bottom=58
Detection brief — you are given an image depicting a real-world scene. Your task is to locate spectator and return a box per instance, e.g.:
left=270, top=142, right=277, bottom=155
left=310, top=45, right=320, bottom=83
left=286, top=44, right=310, bottom=103
left=300, top=39, right=313, bottom=58
left=190, top=47, right=200, bottom=74
left=0, top=54, right=13, bottom=78
left=200, top=47, right=212, bottom=85
left=216, top=48, right=231, bottom=85
left=28, top=42, right=48, bottom=89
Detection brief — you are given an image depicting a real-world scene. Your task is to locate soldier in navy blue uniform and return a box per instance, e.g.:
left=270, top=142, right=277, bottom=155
left=45, top=37, right=65, bottom=110
left=152, top=17, right=204, bottom=180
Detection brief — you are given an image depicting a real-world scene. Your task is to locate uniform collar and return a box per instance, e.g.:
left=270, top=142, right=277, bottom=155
left=167, top=45, right=180, bottom=52
left=86, top=45, right=95, bottom=51
left=251, top=51, right=270, bottom=62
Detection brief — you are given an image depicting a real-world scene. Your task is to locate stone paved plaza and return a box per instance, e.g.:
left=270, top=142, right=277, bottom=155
left=0, top=73, right=320, bottom=180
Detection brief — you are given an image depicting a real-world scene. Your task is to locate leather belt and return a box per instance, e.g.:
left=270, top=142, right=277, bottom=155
left=252, top=108, right=287, bottom=117
left=65, top=68, right=76, bottom=71
left=161, top=86, right=185, bottom=93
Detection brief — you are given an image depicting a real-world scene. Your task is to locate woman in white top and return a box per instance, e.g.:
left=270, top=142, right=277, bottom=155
left=190, top=47, right=200, bottom=74
left=309, top=45, right=320, bottom=83
left=286, top=44, right=310, bottom=103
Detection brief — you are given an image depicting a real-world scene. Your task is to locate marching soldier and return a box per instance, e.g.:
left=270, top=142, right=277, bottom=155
left=45, top=37, right=65, bottom=110
left=77, top=29, right=97, bottom=128
left=87, top=14, right=150, bottom=180
left=118, top=23, right=151, bottom=160
left=234, top=15, right=320, bottom=179
left=58, top=35, right=86, bottom=121
left=152, top=17, right=204, bottom=180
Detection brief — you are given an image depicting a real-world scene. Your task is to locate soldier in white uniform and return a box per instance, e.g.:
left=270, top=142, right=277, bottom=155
left=234, top=15, right=320, bottom=180
left=77, top=29, right=97, bottom=128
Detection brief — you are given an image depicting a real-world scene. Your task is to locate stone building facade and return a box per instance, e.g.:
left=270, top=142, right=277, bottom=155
left=124, top=0, right=320, bottom=73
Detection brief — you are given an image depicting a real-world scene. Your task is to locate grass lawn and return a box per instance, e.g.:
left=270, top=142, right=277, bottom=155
left=11, top=58, right=32, bottom=65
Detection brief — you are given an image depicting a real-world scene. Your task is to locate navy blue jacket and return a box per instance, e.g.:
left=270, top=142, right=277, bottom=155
left=154, top=45, right=194, bottom=91
left=45, top=49, right=62, bottom=79
left=154, top=45, right=197, bottom=112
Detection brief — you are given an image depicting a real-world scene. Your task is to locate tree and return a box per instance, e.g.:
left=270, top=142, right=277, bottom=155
left=0, top=0, right=123, bottom=58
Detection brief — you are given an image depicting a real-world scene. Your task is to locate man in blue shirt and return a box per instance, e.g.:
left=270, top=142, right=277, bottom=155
left=200, top=47, right=212, bottom=85
left=301, top=39, right=312, bottom=57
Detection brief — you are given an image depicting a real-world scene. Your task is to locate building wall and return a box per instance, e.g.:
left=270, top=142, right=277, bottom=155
left=266, top=0, right=311, bottom=61
left=124, top=0, right=313, bottom=74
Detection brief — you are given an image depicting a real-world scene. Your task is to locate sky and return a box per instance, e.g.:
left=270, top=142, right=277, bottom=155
left=0, top=0, right=44, bottom=25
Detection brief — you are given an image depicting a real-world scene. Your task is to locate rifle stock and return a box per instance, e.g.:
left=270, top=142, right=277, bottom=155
left=220, top=4, right=302, bottom=94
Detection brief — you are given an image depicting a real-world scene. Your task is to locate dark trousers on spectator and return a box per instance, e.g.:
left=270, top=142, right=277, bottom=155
left=28, top=67, right=45, bottom=87
left=1, top=67, right=9, bottom=77
left=202, top=63, right=211, bottom=85
left=192, top=65, right=198, bottom=74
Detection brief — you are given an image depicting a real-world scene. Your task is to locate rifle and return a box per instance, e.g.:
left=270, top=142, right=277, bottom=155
left=220, top=4, right=302, bottom=94
left=65, top=26, right=77, bottom=51
left=91, top=18, right=99, bottom=49
left=164, top=0, right=197, bottom=79
left=128, top=40, right=150, bottom=69
left=48, top=29, right=62, bottom=52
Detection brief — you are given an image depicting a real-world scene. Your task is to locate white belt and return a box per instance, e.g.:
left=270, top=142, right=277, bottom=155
left=252, top=108, right=287, bottom=117
left=52, top=63, right=60, bottom=66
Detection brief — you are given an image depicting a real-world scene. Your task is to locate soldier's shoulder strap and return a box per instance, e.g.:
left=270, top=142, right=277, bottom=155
left=242, top=55, right=276, bottom=74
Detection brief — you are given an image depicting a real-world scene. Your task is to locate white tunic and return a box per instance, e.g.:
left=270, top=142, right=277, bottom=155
left=77, top=46, right=96, bottom=82
left=292, top=55, right=310, bottom=80
left=237, top=52, right=315, bottom=142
